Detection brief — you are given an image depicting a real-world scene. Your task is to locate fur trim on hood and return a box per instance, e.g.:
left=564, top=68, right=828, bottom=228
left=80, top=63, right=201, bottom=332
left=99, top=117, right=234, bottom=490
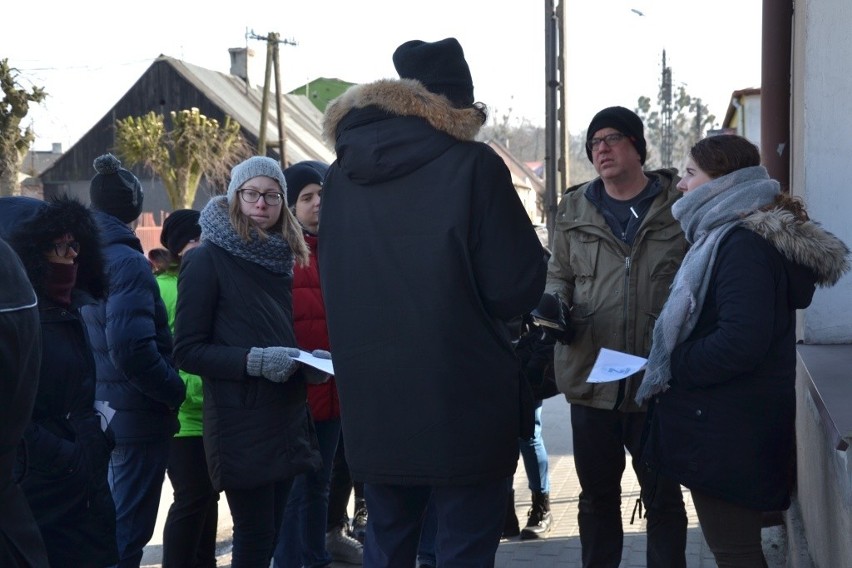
left=0, top=195, right=107, bottom=300
left=322, top=79, right=484, bottom=146
left=743, top=207, right=850, bottom=286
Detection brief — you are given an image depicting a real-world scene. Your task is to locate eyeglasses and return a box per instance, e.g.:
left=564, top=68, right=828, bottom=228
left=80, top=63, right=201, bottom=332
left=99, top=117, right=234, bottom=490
left=50, top=241, right=81, bottom=257
left=587, top=132, right=629, bottom=152
left=238, top=189, right=285, bottom=206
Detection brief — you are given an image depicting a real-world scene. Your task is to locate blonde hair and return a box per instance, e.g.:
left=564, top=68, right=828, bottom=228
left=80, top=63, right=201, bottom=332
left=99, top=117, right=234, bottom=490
left=228, top=197, right=310, bottom=266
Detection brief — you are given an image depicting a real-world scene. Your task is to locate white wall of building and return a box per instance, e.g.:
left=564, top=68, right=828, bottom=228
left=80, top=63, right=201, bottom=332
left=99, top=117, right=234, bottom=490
left=792, top=0, right=852, bottom=343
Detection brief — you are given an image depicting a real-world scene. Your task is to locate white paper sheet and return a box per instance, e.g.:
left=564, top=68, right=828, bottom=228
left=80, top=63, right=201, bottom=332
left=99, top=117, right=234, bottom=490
left=586, top=348, right=648, bottom=383
left=294, top=350, right=335, bottom=375
left=93, top=400, right=116, bottom=432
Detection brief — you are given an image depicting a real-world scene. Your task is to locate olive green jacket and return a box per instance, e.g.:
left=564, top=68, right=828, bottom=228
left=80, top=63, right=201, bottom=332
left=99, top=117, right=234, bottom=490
left=545, top=169, right=687, bottom=411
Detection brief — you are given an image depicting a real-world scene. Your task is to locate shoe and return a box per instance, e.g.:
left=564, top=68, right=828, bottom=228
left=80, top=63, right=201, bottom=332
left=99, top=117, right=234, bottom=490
left=520, top=491, right=552, bottom=540
left=326, top=525, right=364, bottom=565
left=502, top=489, right=520, bottom=538
left=351, top=497, right=368, bottom=543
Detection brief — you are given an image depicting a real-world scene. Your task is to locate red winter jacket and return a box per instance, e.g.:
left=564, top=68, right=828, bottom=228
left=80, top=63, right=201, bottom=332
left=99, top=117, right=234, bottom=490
left=293, top=231, right=340, bottom=421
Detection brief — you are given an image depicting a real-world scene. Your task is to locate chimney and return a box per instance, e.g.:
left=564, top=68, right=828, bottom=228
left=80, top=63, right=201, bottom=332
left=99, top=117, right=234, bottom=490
left=229, top=47, right=256, bottom=85
left=51, top=143, right=62, bottom=154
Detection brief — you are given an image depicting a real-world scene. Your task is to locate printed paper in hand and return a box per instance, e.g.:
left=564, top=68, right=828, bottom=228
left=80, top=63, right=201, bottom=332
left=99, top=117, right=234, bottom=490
left=294, top=350, right=334, bottom=375
left=586, top=348, right=648, bottom=383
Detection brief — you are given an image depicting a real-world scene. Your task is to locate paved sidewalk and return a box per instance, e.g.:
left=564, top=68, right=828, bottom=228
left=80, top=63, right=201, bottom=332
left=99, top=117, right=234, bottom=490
left=142, top=396, right=786, bottom=567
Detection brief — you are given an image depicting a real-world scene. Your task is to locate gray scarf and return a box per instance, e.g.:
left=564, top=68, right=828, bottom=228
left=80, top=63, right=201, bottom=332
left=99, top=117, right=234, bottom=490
left=635, top=166, right=780, bottom=403
left=199, top=196, right=294, bottom=275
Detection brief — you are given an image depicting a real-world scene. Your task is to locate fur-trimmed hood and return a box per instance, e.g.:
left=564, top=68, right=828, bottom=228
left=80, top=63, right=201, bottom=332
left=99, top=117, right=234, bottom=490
left=0, top=196, right=107, bottom=300
left=323, top=79, right=483, bottom=146
left=743, top=207, right=850, bottom=288
left=321, top=79, right=488, bottom=186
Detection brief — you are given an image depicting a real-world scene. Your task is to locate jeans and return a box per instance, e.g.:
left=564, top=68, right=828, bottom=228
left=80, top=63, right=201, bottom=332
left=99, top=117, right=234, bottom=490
left=519, top=400, right=549, bottom=494
left=273, top=418, right=341, bottom=568
left=226, top=479, right=293, bottom=568
left=108, top=439, right=171, bottom=568
left=416, top=498, right=437, bottom=567
left=691, top=489, right=768, bottom=567
left=571, top=404, right=687, bottom=568
left=162, top=436, right=219, bottom=568
left=364, top=479, right=507, bottom=568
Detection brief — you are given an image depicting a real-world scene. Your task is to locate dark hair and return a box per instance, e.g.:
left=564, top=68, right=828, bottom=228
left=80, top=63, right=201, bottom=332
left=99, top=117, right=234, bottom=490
left=147, top=247, right=174, bottom=275
left=689, top=134, right=761, bottom=179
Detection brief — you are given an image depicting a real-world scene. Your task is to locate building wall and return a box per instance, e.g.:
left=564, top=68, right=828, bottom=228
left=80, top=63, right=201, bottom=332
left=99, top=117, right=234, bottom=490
left=795, top=363, right=852, bottom=567
left=792, top=1, right=852, bottom=565
left=742, top=95, right=762, bottom=148
left=791, top=0, right=852, bottom=343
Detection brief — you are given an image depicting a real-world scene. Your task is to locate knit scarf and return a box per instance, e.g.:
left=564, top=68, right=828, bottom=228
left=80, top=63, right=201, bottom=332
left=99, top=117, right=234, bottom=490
left=635, top=166, right=780, bottom=403
left=199, top=196, right=294, bottom=275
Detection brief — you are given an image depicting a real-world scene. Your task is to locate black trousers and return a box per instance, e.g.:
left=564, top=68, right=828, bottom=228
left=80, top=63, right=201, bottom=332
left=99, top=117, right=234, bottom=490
left=162, top=436, right=219, bottom=568
left=327, top=431, right=364, bottom=531
left=571, top=404, right=687, bottom=568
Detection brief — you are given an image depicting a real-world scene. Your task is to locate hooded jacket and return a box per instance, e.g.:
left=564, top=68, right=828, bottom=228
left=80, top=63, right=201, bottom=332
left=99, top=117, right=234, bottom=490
left=643, top=205, right=850, bottom=511
left=0, top=235, right=47, bottom=568
left=0, top=196, right=118, bottom=567
left=318, top=79, right=546, bottom=485
left=80, top=210, right=185, bottom=443
left=546, top=172, right=688, bottom=411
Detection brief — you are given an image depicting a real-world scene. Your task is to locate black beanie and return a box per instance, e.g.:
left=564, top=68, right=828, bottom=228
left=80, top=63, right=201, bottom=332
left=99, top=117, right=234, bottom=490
left=585, top=106, right=647, bottom=165
left=283, top=163, right=324, bottom=209
left=393, top=37, right=474, bottom=108
left=160, top=209, right=201, bottom=256
left=89, top=153, right=144, bottom=223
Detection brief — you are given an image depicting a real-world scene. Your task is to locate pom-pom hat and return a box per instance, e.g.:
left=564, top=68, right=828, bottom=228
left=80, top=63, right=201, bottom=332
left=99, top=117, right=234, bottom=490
left=393, top=37, right=474, bottom=108
left=585, top=106, right=647, bottom=165
left=89, top=153, right=144, bottom=223
left=227, top=156, right=289, bottom=205
left=160, top=209, right=201, bottom=256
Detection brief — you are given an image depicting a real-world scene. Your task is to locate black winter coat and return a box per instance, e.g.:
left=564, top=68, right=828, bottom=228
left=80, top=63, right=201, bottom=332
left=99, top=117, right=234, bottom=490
left=644, top=214, right=849, bottom=511
left=0, top=196, right=118, bottom=566
left=80, top=211, right=185, bottom=443
left=174, top=241, right=321, bottom=492
left=319, top=79, right=547, bottom=485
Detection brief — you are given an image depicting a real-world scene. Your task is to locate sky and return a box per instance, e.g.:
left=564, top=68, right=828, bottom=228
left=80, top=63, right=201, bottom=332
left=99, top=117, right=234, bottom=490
left=5, top=0, right=762, bottom=152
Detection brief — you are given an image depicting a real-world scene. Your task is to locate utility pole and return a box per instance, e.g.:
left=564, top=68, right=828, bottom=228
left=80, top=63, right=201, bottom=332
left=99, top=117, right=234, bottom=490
left=544, top=0, right=561, bottom=248
left=694, top=97, right=703, bottom=140
left=248, top=31, right=297, bottom=167
left=660, top=50, right=673, bottom=169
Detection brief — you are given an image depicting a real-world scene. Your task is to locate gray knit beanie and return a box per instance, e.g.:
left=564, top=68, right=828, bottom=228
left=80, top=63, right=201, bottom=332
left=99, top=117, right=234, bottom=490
left=227, top=157, right=289, bottom=204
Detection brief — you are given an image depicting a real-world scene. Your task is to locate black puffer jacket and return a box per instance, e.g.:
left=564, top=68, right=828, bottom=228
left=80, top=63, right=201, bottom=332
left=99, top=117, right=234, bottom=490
left=319, top=79, right=546, bottom=485
left=80, top=210, right=185, bottom=443
left=0, top=196, right=118, bottom=567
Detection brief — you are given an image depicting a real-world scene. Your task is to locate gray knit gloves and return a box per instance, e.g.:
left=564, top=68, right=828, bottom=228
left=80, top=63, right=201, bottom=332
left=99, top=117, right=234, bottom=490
left=303, top=349, right=332, bottom=384
left=246, top=347, right=301, bottom=383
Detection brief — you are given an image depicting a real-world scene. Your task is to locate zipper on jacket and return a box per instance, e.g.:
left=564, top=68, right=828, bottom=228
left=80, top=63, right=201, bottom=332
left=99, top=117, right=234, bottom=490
left=622, top=255, right=631, bottom=344
left=615, top=254, right=633, bottom=410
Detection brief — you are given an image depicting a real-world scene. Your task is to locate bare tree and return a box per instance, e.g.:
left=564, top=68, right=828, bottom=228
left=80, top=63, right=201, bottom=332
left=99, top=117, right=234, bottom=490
left=0, top=59, right=46, bottom=196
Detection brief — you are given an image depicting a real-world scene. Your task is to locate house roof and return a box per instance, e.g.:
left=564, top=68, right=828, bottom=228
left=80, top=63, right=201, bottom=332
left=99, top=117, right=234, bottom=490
left=485, top=139, right=544, bottom=195
left=722, top=87, right=761, bottom=128
left=164, top=55, right=334, bottom=165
